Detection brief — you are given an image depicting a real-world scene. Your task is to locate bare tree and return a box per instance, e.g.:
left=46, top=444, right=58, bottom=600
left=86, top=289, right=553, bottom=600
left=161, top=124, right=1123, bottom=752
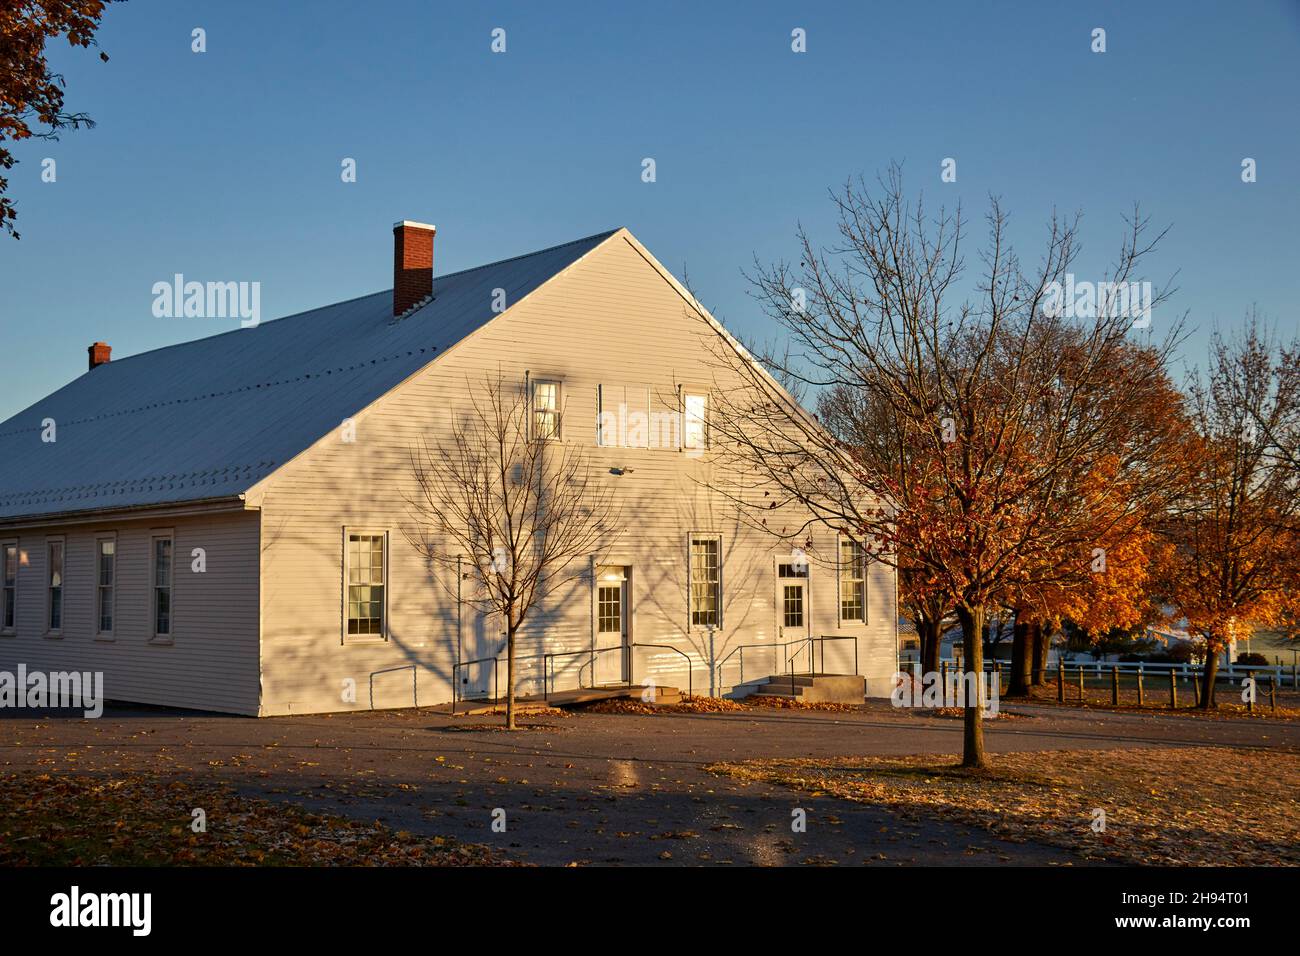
left=696, top=165, right=1182, bottom=768
left=404, top=374, right=619, bottom=728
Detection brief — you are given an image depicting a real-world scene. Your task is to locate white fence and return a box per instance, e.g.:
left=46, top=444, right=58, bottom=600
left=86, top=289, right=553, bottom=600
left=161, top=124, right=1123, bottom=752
left=911, top=657, right=1299, bottom=690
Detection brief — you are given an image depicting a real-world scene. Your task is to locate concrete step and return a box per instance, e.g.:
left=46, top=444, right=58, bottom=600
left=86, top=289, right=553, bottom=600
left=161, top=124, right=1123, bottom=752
left=763, top=675, right=817, bottom=688
left=753, top=673, right=866, bottom=704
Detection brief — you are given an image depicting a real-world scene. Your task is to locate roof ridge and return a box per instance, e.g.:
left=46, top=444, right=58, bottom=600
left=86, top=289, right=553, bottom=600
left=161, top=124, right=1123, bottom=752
left=431, top=227, right=621, bottom=283
left=0, top=226, right=626, bottom=522
left=0, top=344, right=446, bottom=439
left=84, top=227, right=623, bottom=371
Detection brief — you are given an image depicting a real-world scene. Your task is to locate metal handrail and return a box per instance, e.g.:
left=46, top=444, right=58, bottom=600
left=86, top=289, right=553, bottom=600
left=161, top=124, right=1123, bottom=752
left=576, top=644, right=634, bottom=689
left=785, top=638, right=813, bottom=695
left=811, top=635, right=859, bottom=678
left=632, top=643, right=695, bottom=699
left=717, top=634, right=860, bottom=687
left=370, top=664, right=418, bottom=710
left=465, top=633, right=860, bottom=709
left=717, top=636, right=812, bottom=686
left=544, top=645, right=627, bottom=700
left=451, top=656, right=499, bottom=714
left=546, top=642, right=697, bottom=700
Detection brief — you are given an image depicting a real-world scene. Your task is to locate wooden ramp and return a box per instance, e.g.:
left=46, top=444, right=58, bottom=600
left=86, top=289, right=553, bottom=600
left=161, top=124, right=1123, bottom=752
left=453, top=684, right=681, bottom=714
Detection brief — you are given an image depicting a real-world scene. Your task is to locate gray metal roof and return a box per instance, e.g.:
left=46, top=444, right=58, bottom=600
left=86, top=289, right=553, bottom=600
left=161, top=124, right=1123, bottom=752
left=0, top=229, right=619, bottom=521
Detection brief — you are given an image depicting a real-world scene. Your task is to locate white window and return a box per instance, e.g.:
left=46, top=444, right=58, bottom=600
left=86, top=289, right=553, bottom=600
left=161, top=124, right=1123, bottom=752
left=595, top=385, right=606, bottom=446
left=152, top=534, right=173, bottom=639
left=97, top=538, right=116, bottom=636
left=839, top=537, right=866, bottom=623
left=46, top=538, right=64, bottom=633
left=683, top=393, right=708, bottom=450
left=2, top=542, right=17, bottom=633
left=532, top=379, right=561, bottom=441
left=345, top=532, right=387, bottom=640
left=689, top=535, right=721, bottom=627
left=596, top=384, right=651, bottom=448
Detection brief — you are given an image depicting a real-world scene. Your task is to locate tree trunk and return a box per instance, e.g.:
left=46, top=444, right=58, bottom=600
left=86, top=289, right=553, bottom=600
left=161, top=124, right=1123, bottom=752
left=955, top=605, right=986, bottom=769
left=505, top=625, right=517, bottom=729
left=1007, top=612, right=1032, bottom=697
left=1031, top=623, right=1051, bottom=685
left=918, top=616, right=942, bottom=677
left=1199, top=645, right=1220, bottom=710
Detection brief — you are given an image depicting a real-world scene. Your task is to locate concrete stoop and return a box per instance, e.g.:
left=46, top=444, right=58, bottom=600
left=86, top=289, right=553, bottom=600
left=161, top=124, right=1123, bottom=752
left=749, top=673, right=866, bottom=704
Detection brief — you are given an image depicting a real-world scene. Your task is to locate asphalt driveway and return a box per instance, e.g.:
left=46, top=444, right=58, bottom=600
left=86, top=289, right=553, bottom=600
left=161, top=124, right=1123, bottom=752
left=2, top=701, right=1295, bottom=866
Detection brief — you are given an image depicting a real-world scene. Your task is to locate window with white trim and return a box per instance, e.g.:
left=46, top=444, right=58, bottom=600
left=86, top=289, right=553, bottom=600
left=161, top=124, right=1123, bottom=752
left=346, top=532, right=387, bottom=638
left=596, top=384, right=653, bottom=448
left=683, top=393, right=708, bottom=450
left=689, top=535, right=721, bottom=627
left=839, top=537, right=866, bottom=623
left=152, top=535, right=173, bottom=638
left=2, top=543, right=17, bottom=633
left=46, top=539, right=64, bottom=633
left=97, top=538, right=116, bottom=635
left=532, top=379, right=561, bottom=441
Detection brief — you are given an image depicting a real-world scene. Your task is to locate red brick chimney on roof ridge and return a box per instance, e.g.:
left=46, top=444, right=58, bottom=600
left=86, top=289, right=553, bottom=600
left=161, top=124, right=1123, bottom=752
left=393, top=220, right=435, bottom=316
left=88, top=342, right=111, bottom=370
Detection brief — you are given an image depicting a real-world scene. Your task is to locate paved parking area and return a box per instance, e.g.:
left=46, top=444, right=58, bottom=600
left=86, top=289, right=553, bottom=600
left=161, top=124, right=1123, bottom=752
left=2, top=701, right=1295, bottom=865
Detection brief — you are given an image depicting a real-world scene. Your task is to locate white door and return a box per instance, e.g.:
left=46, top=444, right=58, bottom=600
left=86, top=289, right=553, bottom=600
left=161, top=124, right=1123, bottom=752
left=595, top=566, right=630, bottom=685
left=460, top=608, right=499, bottom=700
left=777, top=562, right=810, bottom=669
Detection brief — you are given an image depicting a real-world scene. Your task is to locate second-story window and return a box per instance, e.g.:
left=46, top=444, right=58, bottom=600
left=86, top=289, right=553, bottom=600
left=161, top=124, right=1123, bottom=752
left=683, top=393, right=708, bottom=450
left=532, top=380, right=561, bottom=440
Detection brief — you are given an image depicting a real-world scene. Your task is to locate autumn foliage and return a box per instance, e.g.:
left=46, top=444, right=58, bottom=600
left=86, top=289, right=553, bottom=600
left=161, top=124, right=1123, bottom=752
left=0, top=0, right=118, bottom=238
left=701, top=167, right=1297, bottom=765
left=1158, top=320, right=1300, bottom=706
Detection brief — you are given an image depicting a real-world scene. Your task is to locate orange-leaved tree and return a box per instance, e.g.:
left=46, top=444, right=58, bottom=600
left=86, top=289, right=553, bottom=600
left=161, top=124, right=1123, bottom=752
left=1, top=1, right=120, bottom=238
left=698, top=167, right=1182, bottom=768
left=1161, top=319, right=1300, bottom=707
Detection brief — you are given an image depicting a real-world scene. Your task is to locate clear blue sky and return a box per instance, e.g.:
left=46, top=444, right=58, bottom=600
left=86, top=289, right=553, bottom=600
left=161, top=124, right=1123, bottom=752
left=2, top=0, right=1298, bottom=420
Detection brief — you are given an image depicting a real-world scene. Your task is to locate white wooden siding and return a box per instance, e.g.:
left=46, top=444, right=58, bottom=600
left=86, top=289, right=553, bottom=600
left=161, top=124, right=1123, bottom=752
left=0, top=511, right=261, bottom=714
left=253, top=234, right=897, bottom=715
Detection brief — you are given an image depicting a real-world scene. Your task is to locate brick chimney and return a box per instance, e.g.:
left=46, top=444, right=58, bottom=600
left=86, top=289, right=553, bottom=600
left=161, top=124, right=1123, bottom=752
left=88, top=342, right=112, bottom=370
left=393, top=220, right=435, bottom=316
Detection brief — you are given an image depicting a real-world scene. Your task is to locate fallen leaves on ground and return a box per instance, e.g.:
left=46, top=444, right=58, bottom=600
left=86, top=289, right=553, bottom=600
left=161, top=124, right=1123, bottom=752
left=579, top=695, right=860, bottom=715
left=677, top=696, right=749, bottom=713
left=707, top=747, right=1300, bottom=866
left=912, top=707, right=1032, bottom=721
left=580, top=699, right=663, bottom=715
left=0, top=773, right=510, bottom=867
left=741, top=697, right=861, bottom=713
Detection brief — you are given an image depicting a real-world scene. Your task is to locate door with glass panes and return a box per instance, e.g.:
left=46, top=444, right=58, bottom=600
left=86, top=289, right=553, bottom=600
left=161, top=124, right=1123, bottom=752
left=777, top=562, right=809, bottom=653
left=595, top=566, right=630, bottom=684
